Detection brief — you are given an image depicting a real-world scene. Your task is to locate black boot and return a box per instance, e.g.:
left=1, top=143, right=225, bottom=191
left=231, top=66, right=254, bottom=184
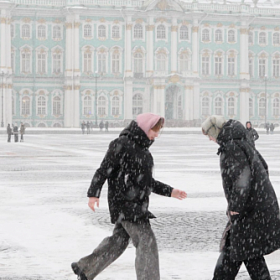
left=71, top=262, right=88, bottom=280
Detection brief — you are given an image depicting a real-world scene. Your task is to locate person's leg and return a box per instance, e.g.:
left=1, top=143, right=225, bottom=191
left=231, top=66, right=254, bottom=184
left=121, top=220, right=160, bottom=280
left=76, top=223, right=130, bottom=280
left=244, top=256, right=271, bottom=280
left=212, top=234, right=242, bottom=280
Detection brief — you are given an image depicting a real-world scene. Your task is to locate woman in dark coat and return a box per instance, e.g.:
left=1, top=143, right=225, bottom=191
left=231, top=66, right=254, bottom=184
left=72, top=113, right=187, bottom=280
left=202, top=115, right=280, bottom=280
left=245, top=121, right=259, bottom=147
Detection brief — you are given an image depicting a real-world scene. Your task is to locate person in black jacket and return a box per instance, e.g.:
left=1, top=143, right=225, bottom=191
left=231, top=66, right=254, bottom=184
left=7, top=123, right=12, bottom=142
left=245, top=121, right=259, bottom=147
left=202, top=115, right=280, bottom=280
left=71, top=113, right=187, bottom=280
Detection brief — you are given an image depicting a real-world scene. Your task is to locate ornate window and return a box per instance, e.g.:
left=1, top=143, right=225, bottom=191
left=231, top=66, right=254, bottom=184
left=22, top=24, right=30, bottom=38
left=215, top=97, right=223, bottom=115
left=202, top=29, right=210, bottom=41
left=132, top=94, right=143, bottom=117
left=180, top=26, right=188, bottom=40
left=215, top=29, right=222, bottom=42
left=273, top=33, right=280, bottom=45
left=84, top=24, right=92, bottom=38
left=22, top=96, right=30, bottom=115
left=202, top=97, right=209, bottom=115
left=53, top=49, right=62, bottom=74
left=134, top=24, right=143, bottom=39
left=179, top=52, right=188, bottom=73
left=112, top=96, right=120, bottom=116
left=273, top=55, right=280, bottom=78
left=112, top=26, right=120, bottom=39
left=156, top=53, right=166, bottom=71
left=273, top=98, right=280, bottom=116
left=157, top=25, right=166, bottom=39
left=259, top=56, right=266, bottom=78
left=259, top=97, right=266, bottom=116
left=38, top=25, right=46, bottom=39
left=228, top=30, right=235, bottom=42
left=98, top=96, right=106, bottom=115
left=21, top=48, right=31, bottom=73
left=112, top=51, right=120, bottom=74
left=98, top=25, right=106, bottom=38
left=202, top=56, right=210, bottom=75
left=228, top=97, right=235, bottom=115
left=259, top=32, right=266, bottom=44
left=53, top=26, right=61, bottom=40
left=37, top=96, right=46, bottom=115
left=134, top=53, right=143, bottom=74
left=37, top=50, right=47, bottom=74
left=215, top=55, right=222, bottom=76
left=98, top=52, right=106, bottom=73
left=228, top=57, right=235, bottom=76
left=53, top=96, right=61, bottom=115
left=84, top=52, right=92, bottom=73
left=83, top=96, right=92, bottom=115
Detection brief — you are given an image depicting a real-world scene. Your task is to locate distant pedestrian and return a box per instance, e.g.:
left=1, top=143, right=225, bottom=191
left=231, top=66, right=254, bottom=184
left=13, top=124, right=19, bottom=143
left=71, top=113, right=187, bottom=280
left=7, top=124, right=12, bottom=142
left=90, top=121, right=94, bottom=129
left=105, top=121, right=109, bottom=132
left=265, top=122, right=270, bottom=134
left=81, top=121, right=86, bottom=134
left=99, top=120, right=104, bottom=131
left=270, top=123, right=275, bottom=134
left=86, top=121, right=90, bottom=134
left=245, top=121, right=259, bottom=147
left=202, top=115, right=280, bottom=280
left=20, top=123, right=25, bottom=142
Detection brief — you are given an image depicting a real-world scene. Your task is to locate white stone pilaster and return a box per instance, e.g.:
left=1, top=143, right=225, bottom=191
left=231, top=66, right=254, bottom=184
left=240, top=26, right=249, bottom=80
left=184, top=85, right=193, bottom=121
left=125, top=19, right=132, bottom=77
left=171, top=18, right=178, bottom=73
left=152, top=80, right=165, bottom=116
left=146, top=18, right=154, bottom=77
left=124, top=79, right=133, bottom=120
left=193, top=82, right=200, bottom=121
left=240, top=83, right=250, bottom=125
left=192, top=23, right=199, bottom=77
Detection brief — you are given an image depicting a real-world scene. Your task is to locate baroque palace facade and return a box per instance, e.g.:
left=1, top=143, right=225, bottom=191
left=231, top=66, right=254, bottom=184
left=0, top=0, right=280, bottom=127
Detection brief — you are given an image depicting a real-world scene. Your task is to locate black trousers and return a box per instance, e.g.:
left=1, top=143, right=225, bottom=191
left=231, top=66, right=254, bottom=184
left=213, top=233, right=271, bottom=280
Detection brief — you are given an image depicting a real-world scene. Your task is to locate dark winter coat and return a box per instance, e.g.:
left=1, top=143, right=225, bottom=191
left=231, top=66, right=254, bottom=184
left=87, top=120, right=173, bottom=224
left=217, top=119, right=280, bottom=261
left=7, top=125, right=12, bottom=135
left=245, top=127, right=259, bottom=147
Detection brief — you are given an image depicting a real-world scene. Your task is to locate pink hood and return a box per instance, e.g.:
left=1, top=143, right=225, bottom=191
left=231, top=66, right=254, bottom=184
left=136, top=113, right=164, bottom=136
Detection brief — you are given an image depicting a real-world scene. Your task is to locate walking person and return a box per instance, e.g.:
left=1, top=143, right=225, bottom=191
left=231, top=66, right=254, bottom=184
left=202, top=115, right=280, bottom=280
left=13, top=124, right=19, bottom=143
left=71, top=113, right=187, bottom=280
left=81, top=121, right=86, bottom=134
left=245, top=121, right=259, bottom=147
left=105, top=121, right=109, bottom=132
left=265, top=122, right=270, bottom=134
left=20, top=123, right=25, bottom=142
left=99, top=120, right=104, bottom=131
left=86, top=121, right=90, bottom=134
left=7, top=123, right=12, bottom=142
left=270, top=123, right=275, bottom=134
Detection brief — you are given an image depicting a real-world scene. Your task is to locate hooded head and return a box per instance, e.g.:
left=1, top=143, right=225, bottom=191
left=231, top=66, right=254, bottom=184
left=202, top=115, right=226, bottom=139
left=246, top=121, right=252, bottom=129
left=136, top=113, right=164, bottom=137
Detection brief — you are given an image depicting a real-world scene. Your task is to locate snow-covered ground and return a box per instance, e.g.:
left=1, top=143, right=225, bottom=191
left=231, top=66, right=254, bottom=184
left=0, top=132, right=279, bottom=280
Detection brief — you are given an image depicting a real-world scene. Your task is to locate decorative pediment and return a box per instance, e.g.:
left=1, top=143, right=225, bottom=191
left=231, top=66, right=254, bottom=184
left=143, top=0, right=184, bottom=12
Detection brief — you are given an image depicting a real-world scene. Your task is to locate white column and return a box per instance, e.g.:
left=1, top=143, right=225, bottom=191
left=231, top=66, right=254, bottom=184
left=171, top=18, right=178, bottom=73
left=239, top=85, right=250, bottom=125
left=64, top=19, right=73, bottom=127
left=0, top=12, right=7, bottom=73
left=240, top=26, right=249, bottom=80
left=192, top=23, right=199, bottom=77
left=184, top=85, right=193, bottom=122
left=152, top=80, right=165, bottom=117
left=124, top=79, right=133, bottom=120
left=146, top=18, right=154, bottom=77
left=125, top=19, right=132, bottom=78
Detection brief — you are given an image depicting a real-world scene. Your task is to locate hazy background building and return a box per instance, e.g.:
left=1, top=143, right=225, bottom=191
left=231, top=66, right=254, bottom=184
left=0, top=0, right=280, bottom=128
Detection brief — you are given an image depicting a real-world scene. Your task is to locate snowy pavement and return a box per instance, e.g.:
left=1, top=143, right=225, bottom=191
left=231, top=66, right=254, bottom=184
left=0, top=132, right=280, bottom=280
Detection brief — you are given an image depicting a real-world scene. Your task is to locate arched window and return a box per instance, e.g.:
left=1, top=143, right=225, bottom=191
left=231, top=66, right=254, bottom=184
left=249, top=98, right=253, bottom=116
left=98, top=96, right=106, bottom=115
left=112, top=26, right=120, bottom=39
left=202, top=54, right=210, bottom=75
left=84, top=24, right=92, bottom=37
left=202, top=29, right=210, bottom=41
left=273, top=33, right=280, bottom=45
left=98, top=25, right=106, bottom=37
left=22, top=96, right=30, bottom=115
left=215, top=29, right=222, bottom=42
left=112, top=50, right=120, bottom=73
left=37, top=51, right=47, bottom=74
left=273, top=98, right=280, bottom=116
left=132, top=94, right=143, bottom=116
left=134, top=53, right=143, bottom=74
left=228, top=97, right=235, bottom=115
left=22, top=24, right=30, bottom=38
left=112, top=96, right=120, bottom=116
left=259, top=97, right=266, bottom=116
left=215, top=97, right=223, bottom=115
left=38, top=123, right=46, bottom=127
left=180, top=26, right=188, bottom=40
left=228, top=30, right=235, bottom=42
left=84, top=51, right=92, bottom=73
left=83, top=96, right=92, bottom=115
left=259, top=32, right=266, bottom=44
left=259, top=57, right=266, bottom=78
left=98, top=52, right=106, bottom=73
left=215, top=55, right=222, bottom=76
left=179, top=52, right=188, bottom=73
left=37, top=96, right=46, bottom=115
left=249, top=31, right=253, bottom=44
left=157, top=25, right=166, bottom=39
left=53, top=96, right=61, bottom=115
left=156, top=53, right=166, bottom=71
left=273, top=55, right=280, bottom=78
left=53, top=26, right=61, bottom=39
left=21, top=49, right=31, bottom=73
left=38, top=25, right=46, bottom=39
left=202, top=97, right=209, bottom=115
left=134, top=24, right=143, bottom=39
left=228, top=54, right=235, bottom=76
left=53, top=51, right=62, bottom=73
